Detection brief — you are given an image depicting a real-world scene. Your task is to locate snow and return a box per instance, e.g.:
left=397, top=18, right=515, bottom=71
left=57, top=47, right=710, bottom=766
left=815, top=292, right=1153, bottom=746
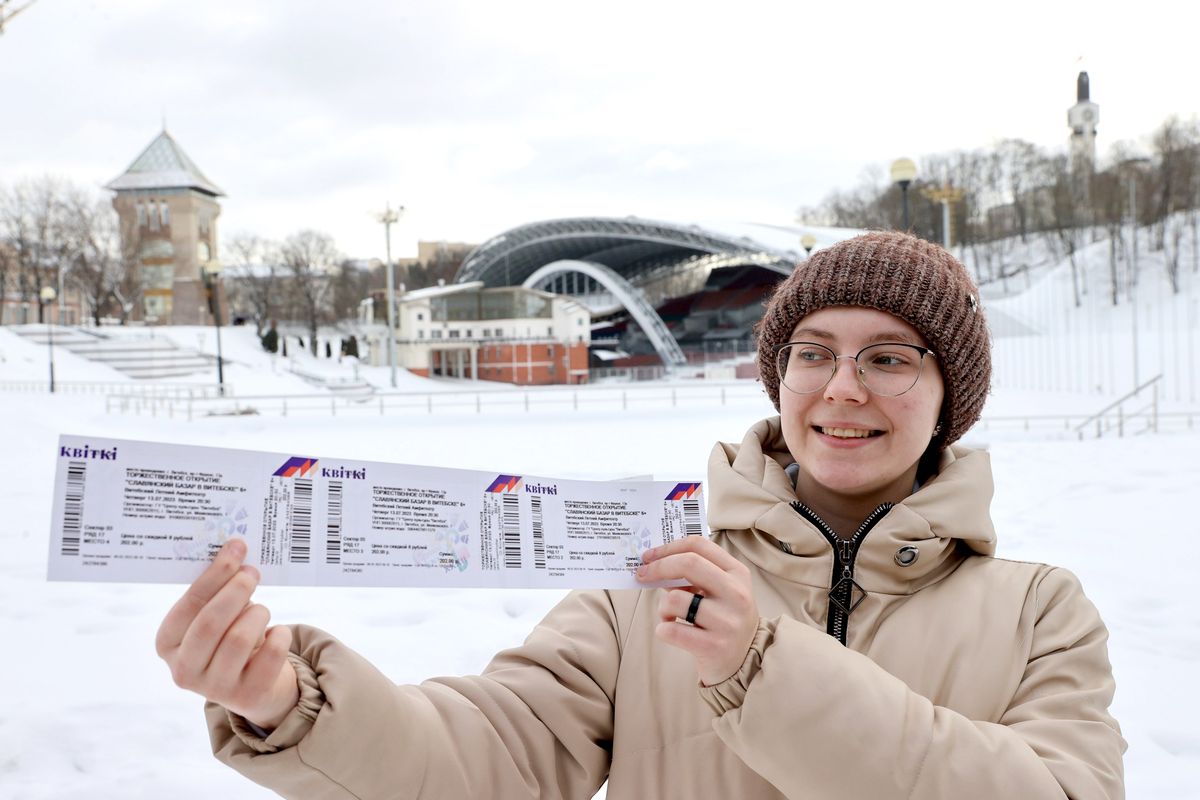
left=1, top=380, right=1197, bottom=797
left=2, top=235, right=1199, bottom=798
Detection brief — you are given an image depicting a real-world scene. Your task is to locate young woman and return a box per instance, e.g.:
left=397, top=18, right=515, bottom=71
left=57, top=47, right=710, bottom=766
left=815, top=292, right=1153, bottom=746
left=157, top=231, right=1124, bottom=798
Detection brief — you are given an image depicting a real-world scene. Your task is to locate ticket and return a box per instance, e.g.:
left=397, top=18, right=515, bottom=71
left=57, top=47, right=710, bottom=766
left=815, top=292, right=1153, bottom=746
left=47, top=435, right=707, bottom=589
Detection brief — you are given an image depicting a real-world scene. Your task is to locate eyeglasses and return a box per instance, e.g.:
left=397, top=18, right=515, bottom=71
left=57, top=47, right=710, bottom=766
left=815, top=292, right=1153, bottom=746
left=775, top=341, right=936, bottom=397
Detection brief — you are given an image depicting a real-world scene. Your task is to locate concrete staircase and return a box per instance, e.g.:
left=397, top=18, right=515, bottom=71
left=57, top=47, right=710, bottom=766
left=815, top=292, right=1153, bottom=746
left=287, top=362, right=376, bottom=398
left=10, top=325, right=220, bottom=379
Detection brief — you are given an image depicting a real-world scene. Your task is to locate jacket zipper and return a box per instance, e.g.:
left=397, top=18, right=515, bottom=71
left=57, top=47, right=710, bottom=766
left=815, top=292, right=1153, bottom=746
left=789, top=501, right=893, bottom=645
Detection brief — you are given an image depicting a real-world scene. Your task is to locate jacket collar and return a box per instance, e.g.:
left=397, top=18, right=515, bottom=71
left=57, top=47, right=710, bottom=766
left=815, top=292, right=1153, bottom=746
left=707, top=417, right=996, bottom=595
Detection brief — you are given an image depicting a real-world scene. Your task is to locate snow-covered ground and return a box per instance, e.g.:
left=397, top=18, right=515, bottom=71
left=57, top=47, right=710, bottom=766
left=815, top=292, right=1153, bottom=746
left=1, top=368, right=1197, bottom=797
left=3, top=227, right=1199, bottom=797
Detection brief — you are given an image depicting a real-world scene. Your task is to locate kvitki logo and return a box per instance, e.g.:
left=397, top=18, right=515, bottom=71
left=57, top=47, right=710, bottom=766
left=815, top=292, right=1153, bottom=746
left=665, top=483, right=701, bottom=501
left=485, top=474, right=522, bottom=493
left=321, top=465, right=366, bottom=480
left=524, top=482, right=558, bottom=495
left=273, top=457, right=318, bottom=478
left=59, top=444, right=118, bottom=460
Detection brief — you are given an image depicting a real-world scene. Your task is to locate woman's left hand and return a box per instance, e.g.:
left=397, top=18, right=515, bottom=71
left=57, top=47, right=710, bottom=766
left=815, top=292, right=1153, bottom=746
left=636, top=536, right=759, bottom=687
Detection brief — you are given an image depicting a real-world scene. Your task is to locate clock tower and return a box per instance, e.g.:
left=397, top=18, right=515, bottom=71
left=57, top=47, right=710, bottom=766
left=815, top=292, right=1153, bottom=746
left=1067, top=71, right=1099, bottom=176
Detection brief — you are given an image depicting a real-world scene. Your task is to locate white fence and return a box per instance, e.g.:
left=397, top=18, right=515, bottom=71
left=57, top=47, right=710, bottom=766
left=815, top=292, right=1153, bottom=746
left=98, top=379, right=1200, bottom=440
left=105, top=382, right=774, bottom=420
left=2, top=380, right=229, bottom=399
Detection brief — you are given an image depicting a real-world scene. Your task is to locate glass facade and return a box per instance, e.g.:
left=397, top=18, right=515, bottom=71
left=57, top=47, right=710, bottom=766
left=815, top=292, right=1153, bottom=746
left=432, top=288, right=551, bottom=322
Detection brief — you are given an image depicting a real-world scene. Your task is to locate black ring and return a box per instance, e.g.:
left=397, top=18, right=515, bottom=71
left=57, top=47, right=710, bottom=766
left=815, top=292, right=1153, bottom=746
left=685, top=593, right=703, bottom=625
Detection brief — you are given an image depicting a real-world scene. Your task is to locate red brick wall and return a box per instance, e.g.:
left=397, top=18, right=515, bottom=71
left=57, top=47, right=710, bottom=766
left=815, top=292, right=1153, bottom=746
left=431, top=341, right=589, bottom=385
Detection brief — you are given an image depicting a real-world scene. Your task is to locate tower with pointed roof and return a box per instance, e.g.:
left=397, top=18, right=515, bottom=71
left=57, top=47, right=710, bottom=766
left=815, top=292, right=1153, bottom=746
left=106, top=130, right=224, bottom=324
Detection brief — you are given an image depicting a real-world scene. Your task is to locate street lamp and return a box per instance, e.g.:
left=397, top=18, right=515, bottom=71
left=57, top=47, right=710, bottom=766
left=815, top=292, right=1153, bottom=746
left=890, top=158, right=918, bottom=230
left=39, top=285, right=56, bottom=393
left=201, top=259, right=226, bottom=396
left=800, top=234, right=817, bottom=257
left=376, top=203, right=404, bottom=388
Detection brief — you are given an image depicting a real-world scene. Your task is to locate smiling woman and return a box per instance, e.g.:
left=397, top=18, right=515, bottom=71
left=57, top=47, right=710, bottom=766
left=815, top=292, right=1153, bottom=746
left=160, top=231, right=1124, bottom=799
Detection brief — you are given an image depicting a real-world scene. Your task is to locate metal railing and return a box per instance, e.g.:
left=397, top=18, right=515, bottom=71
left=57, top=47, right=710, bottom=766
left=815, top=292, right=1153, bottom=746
left=1074, top=375, right=1162, bottom=439
left=90, top=373, right=1200, bottom=439
left=4, top=380, right=230, bottom=399
left=105, top=381, right=775, bottom=420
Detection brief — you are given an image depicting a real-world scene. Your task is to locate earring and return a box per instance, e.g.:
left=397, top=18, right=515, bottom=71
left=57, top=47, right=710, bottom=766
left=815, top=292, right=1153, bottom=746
left=931, top=423, right=943, bottom=438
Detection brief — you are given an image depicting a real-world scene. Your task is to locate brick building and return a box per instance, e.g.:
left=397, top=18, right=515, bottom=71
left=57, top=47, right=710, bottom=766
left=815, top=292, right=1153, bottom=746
left=371, top=281, right=590, bottom=385
left=106, top=130, right=224, bottom=325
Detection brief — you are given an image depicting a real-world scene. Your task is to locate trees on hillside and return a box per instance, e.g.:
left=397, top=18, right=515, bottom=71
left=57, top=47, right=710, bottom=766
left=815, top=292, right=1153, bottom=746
left=796, top=114, right=1200, bottom=301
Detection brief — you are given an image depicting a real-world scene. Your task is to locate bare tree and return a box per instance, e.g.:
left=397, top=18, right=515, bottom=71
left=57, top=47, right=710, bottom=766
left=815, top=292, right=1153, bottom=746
left=280, top=229, right=339, bottom=356
left=0, top=235, right=15, bottom=323
left=60, top=190, right=128, bottom=325
left=1091, top=170, right=1126, bottom=306
left=0, top=176, right=68, bottom=322
left=224, top=232, right=278, bottom=336
left=1047, top=154, right=1085, bottom=306
left=331, top=259, right=374, bottom=320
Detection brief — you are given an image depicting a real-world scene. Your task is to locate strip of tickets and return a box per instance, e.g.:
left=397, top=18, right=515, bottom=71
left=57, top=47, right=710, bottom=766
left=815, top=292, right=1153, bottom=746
left=47, top=435, right=708, bottom=590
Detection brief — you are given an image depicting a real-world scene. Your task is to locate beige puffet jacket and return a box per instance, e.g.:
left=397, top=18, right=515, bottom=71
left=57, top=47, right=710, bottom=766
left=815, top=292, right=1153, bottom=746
left=207, top=417, right=1125, bottom=799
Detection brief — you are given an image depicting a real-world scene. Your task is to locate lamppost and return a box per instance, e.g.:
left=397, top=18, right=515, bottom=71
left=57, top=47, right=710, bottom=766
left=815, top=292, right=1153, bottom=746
left=201, top=259, right=226, bottom=396
left=39, top=285, right=56, bottom=392
left=890, top=158, right=918, bottom=230
left=800, top=234, right=817, bottom=257
left=376, top=203, right=404, bottom=388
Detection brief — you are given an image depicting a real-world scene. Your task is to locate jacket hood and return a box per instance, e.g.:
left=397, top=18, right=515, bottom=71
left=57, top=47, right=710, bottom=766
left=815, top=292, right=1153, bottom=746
left=706, top=417, right=996, bottom=595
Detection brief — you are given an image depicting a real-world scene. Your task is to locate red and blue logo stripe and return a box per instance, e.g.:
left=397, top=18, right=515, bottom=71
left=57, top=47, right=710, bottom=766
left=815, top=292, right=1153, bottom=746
left=273, top=457, right=318, bottom=478
left=665, top=482, right=701, bottom=501
left=485, top=475, right=522, bottom=493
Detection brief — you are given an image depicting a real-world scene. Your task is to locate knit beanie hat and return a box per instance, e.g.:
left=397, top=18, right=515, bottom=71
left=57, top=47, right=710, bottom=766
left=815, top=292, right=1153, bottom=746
left=755, top=231, right=991, bottom=449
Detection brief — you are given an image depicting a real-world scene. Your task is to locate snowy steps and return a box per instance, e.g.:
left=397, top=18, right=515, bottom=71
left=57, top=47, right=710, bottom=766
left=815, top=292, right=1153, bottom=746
left=8, top=325, right=218, bottom=380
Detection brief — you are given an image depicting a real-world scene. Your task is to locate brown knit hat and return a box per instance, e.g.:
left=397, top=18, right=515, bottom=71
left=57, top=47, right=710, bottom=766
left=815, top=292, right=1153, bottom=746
left=755, top=231, right=991, bottom=448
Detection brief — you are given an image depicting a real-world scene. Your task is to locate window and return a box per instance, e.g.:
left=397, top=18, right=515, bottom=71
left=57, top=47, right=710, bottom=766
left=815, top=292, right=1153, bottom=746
left=432, top=330, right=443, bottom=339
left=417, top=313, right=423, bottom=321
left=136, top=203, right=146, bottom=226
left=547, top=326, right=553, bottom=336
left=449, top=330, right=460, bottom=339
left=418, top=330, right=425, bottom=339
left=160, top=202, right=169, bottom=227
left=465, top=329, right=472, bottom=338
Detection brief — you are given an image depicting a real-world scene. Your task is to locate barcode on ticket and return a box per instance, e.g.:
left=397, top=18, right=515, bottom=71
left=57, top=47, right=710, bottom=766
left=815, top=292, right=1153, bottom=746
left=683, top=497, right=701, bottom=536
left=531, top=496, right=546, bottom=570
left=325, top=480, right=343, bottom=565
left=60, top=461, right=86, bottom=556
left=290, top=477, right=312, bottom=563
left=502, top=493, right=521, bottom=569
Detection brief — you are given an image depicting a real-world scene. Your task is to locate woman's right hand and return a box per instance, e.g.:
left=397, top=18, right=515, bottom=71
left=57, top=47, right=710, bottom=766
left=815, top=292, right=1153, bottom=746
left=156, top=538, right=299, bottom=731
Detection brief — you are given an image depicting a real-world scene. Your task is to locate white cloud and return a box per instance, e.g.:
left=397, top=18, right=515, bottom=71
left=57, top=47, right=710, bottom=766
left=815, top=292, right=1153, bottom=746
left=643, top=150, right=690, bottom=173
left=1, top=0, right=1196, bottom=260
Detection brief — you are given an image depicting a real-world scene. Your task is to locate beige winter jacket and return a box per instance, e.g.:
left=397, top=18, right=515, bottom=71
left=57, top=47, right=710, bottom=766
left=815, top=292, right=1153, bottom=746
left=207, top=417, right=1125, bottom=799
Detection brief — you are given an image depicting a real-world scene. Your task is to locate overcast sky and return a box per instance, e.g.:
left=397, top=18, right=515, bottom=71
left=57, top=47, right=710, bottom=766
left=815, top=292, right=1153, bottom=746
left=2, top=0, right=1197, bottom=260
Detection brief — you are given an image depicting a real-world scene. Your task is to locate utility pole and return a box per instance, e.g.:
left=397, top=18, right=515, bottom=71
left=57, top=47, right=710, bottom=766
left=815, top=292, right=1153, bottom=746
left=375, top=203, right=404, bottom=388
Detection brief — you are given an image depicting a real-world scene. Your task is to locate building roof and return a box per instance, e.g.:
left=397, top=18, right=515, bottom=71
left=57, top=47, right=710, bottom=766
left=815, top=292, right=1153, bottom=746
left=105, top=130, right=225, bottom=196
left=456, top=216, right=860, bottom=288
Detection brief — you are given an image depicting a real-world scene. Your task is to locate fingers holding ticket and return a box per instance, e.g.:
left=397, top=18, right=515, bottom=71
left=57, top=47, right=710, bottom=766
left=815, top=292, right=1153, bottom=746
left=155, top=539, right=299, bottom=731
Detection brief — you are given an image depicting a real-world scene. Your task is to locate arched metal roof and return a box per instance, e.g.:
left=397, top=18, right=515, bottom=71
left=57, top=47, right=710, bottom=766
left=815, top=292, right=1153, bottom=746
left=456, top=217, right=849, bottom=288
left=455, top=217, right=859, bottom=370
left=522, top=260, right=687, bottom=367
